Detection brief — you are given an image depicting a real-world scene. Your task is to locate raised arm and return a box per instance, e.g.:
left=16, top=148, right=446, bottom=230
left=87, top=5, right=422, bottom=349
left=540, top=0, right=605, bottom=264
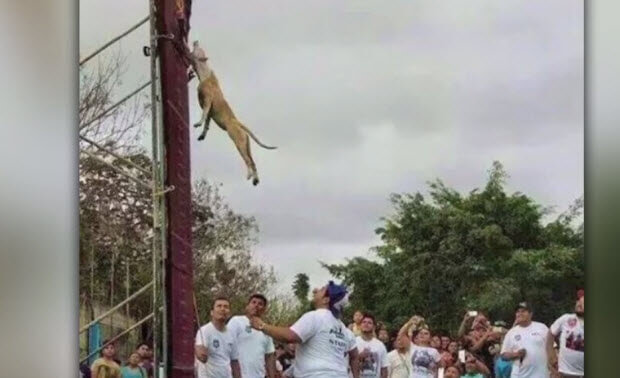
left=398, top=315, right=424, bottom=338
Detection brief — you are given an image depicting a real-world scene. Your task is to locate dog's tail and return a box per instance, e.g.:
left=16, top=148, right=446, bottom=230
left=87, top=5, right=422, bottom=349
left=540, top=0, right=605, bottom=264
left=238, top=123, right=277, bottom=150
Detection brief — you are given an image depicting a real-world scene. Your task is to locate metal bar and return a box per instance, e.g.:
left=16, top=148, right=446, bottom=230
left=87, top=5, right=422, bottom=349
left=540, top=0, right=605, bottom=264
left=149, top=0, right=164, bottom=375
left=110, top=250, right=116, bottom=338
left=79, top=81, right=151, bottom=131
left=80, top=149, right=152, bottom=190
left=79, top=134, right=152, bottom=176
left=79, top=281, right=154, bottom=334
left=156, top=0, right=195, bottom=376
left=80, top=16, right=150, bottom=66
left=80, top=313, right=155, bottom=363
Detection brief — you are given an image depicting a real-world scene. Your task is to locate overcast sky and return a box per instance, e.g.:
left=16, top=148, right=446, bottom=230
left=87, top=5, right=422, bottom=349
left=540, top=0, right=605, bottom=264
left=80, top=0, right=583, bottom=294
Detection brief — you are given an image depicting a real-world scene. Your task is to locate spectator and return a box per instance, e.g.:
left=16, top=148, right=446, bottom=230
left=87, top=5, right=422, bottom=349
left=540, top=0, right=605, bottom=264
left=356, top=313, right=389, bottom=378
left=447, top=341, right=459, bottom=355
left=91, top=340, right=121, bottom=378
left=462, top=351, right=490, bottom=378
left=121, top=352, right=147, bottom=378
left=277, top=343, right=295, bottom=373
left=430, top=335, right=442, bottom=351
left=550, top=291, right=584, bottom=378
left=227, top=293, right=277, bottom=378
left=500, top=302, right=554, bottom=378
left=489, top=322, right=511, bottom=378
left=440, top=350, right=455, bottom=368
left=249, top=281, right=360, bottom=378
left=444, top=365, right=463, bottom=378
left=408, top=327, right=442, bottom=378
left=441, top=336, right=451, bottom=352
left=464, top=313, right=499, bottom=375
left=135, top=342, right=153, bottom=378
left=194, top=296, right=242, bottom=378
left=387, top=333, right=412, bottom=378
left=349, top=310, right=365, bottom=336
left=378, top=327, right=392, bottom=352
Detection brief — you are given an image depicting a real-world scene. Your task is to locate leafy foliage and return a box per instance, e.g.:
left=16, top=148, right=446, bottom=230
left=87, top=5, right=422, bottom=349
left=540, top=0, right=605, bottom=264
left=292, top=273, right=310, bottom=307
left=324, top=162, right=584, bottom=332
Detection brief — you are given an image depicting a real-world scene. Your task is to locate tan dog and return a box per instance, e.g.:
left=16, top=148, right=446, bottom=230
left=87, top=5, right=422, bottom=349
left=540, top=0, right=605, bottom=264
left=189, top=41, right=276, bottom=186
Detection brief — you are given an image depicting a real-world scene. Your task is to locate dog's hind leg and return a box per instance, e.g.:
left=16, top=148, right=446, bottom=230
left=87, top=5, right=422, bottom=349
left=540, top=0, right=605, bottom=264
left=226, top=121, right=259, bottom=185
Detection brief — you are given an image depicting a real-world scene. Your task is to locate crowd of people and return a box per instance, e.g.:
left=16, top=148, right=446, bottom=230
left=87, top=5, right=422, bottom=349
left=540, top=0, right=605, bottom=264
left=83, top=282, right=584, bottom=378
left=81, top=341, right=154, bottom=378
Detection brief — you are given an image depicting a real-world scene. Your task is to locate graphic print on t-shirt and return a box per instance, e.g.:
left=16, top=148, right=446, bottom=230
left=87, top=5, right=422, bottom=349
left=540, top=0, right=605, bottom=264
left=564, top=318, right=584, bottom=352
left=329, top=325, right=350, bottom=353
left=411, top=348, right=437, bottom=375
left=360, top=351, right=379, bottom=377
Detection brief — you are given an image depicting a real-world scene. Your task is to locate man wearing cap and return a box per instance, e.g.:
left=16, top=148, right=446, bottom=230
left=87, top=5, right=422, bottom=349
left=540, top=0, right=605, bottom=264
left=249, top=281, right=360, bottom=378
left=500, top=302, right=555, bottom=378
left=549, top=291, right=584, bottom=378
left=227, top=294, right=277, bottom=378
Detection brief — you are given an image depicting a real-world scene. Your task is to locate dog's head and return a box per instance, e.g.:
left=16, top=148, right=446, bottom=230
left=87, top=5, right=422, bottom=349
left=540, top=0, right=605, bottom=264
left=191, top=40, right=208, bottom=62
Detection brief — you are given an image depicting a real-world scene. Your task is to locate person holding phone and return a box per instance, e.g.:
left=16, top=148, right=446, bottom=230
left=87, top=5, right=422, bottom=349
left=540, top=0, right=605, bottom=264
left=409, top=328, right=442, bottom=378
left=500, top=302, right=554, bottom=378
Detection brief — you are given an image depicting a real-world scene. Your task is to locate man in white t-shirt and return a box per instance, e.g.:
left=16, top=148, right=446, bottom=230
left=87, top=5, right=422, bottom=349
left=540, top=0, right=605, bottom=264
left=228, top=293, right=277, bottom=378
left=550, top=291, right=584, bottom=378
left=500, top=301, right=554, bottom=378
left=249, top=280, right=360, bottom=378
left=195, top=296, right=242, bottom=378
left=386, top=333, right=412, bottom=378
left=356, top=313, right=388, bottom=378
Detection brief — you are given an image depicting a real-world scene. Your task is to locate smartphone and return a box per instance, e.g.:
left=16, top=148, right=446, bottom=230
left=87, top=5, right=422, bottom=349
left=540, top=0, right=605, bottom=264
left=458, top=349, right=466, bottom=363
left=438, top=367, right=445, bottom=378
left=468, top=310, right=478, bottom=317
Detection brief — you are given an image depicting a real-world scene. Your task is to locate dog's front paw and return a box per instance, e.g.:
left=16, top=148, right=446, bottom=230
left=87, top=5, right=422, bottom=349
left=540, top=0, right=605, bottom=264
left=252, top=177, right=259, bottom=186
left=197, top=134, right=206, bottom=141
left=193, top=122, right=202, bottom=128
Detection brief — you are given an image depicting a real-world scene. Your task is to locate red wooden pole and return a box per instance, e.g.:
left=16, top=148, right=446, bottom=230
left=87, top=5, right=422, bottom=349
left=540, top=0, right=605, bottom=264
left=155, top=0, right=194, bottom=377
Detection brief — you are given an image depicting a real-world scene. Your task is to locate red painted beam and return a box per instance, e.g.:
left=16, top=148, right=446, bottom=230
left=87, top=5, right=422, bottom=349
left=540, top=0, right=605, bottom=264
left=155, top=0, right=194, bottom=377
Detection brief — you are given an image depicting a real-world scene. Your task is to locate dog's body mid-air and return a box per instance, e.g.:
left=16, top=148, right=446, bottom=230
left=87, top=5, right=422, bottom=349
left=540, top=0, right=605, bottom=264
left=189, top=40, right=276, bottom=186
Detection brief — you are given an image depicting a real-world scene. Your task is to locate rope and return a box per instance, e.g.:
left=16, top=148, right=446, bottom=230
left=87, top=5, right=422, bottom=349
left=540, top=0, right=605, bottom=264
left=80, top=16, right=150, bottom=66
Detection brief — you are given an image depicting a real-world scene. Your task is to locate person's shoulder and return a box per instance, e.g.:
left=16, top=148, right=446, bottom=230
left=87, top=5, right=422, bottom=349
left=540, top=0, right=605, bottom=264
left=533, top=321, right=549, bottom=330
left=373, top=338, right=387, bottom=350
left=229, top=314, right=246, bottom=323
left=91, top=358, right=104, bottom=368
left=505, top=326, right=518, bottom=336
left=200, top=322, right=216, bottom=334
left=228, top=315, right=246, bottom=328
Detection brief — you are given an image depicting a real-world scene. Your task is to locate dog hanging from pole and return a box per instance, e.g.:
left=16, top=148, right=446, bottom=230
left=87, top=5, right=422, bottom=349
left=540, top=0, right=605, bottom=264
left=188, top=40, right=276, bottom=186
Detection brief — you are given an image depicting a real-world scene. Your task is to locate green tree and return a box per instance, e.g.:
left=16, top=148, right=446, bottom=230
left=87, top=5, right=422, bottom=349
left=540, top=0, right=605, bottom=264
left=192, top=179, right=276, bottom=321
left=324, top=161, right=584, bottom=332
left=292, top=273, right=310, bottom=309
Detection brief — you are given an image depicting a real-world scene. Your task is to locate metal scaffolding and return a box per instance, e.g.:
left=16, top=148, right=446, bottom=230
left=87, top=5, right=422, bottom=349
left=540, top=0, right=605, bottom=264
left=79, top=0, right=195, bottom=376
